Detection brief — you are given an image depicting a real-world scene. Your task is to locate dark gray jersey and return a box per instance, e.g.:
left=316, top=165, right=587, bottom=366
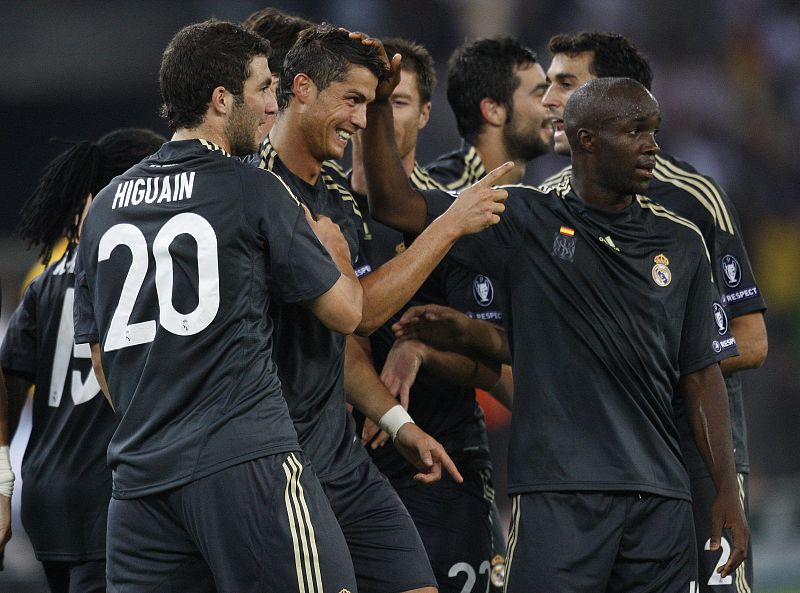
left=423, top=186, right=737, bottom=500
left=1, top=249, right=116, bottom=560
left=425, top=142, right=486, bottom=192
left=73, top=139, right=340, bottom=499
left=540, top=152, right=764, bottom=475
left=255, top=138, right=369, bottom=483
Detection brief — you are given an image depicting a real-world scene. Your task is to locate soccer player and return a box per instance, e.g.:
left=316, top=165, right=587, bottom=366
left=539, top=32, right=767, bottom=592
left=0, top=341, right=11, bottom=571
left=73, top=21, right=362, bottom=593
left=348, top=37, right=505, bottom=593
left=0, top=128, right=163, bottom=593
left=242, top=6, right=314, bottom=137
left=425, top=37, right=552, bottom=190
left=363, top=60, right=749, bottom=590
left=258, top=24, right=510, bottom=593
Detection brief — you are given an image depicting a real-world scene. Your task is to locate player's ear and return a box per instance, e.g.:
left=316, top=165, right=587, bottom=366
left=577, top=128, right=596, bottom=152
left=210, top=86, right=230, bottom=116
left=418, top=101, right=432, bottom=129
left=479, top=97, right=505, bottom=128
left=293, top=73, right=316, bottom=106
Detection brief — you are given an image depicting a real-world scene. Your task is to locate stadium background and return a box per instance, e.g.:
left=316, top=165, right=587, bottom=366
left=1, top=1, right=798, bottom=590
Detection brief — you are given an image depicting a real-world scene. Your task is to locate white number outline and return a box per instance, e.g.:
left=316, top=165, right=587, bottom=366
left=448, top=560, right=492, bottom=593
left=49, top=288, right=101, bottom=407
left=98, top=214, right=220, bottom=352
left=704, top=537, right=733, bottom=586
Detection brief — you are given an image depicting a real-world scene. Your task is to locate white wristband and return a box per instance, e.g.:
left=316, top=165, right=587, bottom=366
left=378, top=405, right=414, bottom=441
left=0, top=445, right=14, bottom=498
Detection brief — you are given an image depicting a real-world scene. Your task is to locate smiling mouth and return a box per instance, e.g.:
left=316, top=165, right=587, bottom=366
left=336, top=129, right=353, bottom=142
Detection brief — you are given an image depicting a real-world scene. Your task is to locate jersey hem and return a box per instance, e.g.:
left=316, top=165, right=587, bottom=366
left=111, top=442, right=301, bottom=499
left=34, top=550, right=106, bottom=562
left=507, top=481, right=691, bottom=502
left=315, top=451, right=370, bottom=485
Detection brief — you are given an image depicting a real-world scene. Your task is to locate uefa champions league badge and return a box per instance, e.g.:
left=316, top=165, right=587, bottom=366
left=712, top=302, right=729, bottom=335
left=651, top=253, right=672, bottom=287
left=721, top=254, right=741, bottom=287
left=473, top=274, right=494, bottom=307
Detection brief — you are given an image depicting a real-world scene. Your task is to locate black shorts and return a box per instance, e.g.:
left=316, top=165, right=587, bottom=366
left=42, top=559, right=105, bottom=593
left=691, top=473, right=753, bottom=593
left=505, top=491, right=697, bottom=593
left=106, top=452, right=356, bottom=593
left=322, top=458, right=435, bottom=593
left=391, top=462, right=495, bottom=593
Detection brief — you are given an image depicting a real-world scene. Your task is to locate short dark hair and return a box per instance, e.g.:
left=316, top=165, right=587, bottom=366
left=446, top=37, right=538, bottom=143
left=17, top=128, right=165, bottom=264
left=242, top=8, right=314, bottom=77
left=277, top=24, right=386, bottom=111
left=382, top=37, right=436, bottom=104
left=159, top=20, right=271, bottom=131
left=548, top=32, right=653, bottom=90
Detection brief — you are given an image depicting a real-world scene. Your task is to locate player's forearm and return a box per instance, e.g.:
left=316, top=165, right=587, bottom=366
left=349, top=133, right=367, bottom=196
left=362, top=99, right=428, bottom=233
left=720, top=312, right=768, bottom=375
left=344, top=335, right=401, bottom=422
left=1, top=371, right=32, bottom=443
left=0, top=370, right=10, bottom=447
left=357, top=217, right=459, bottom=335
left=420, top=346, right=501, bottom=391
left=487, top=364, right=514, bottom=410
left=466, top=320, right=512, bottom=365
left=680, top=364, right=738, bottom=494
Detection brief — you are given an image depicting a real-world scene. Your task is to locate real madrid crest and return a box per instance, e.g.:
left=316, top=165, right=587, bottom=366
left=651, top=253, right=671, bottom=287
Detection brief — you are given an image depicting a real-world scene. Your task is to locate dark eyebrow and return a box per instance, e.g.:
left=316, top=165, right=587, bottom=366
left=553, top=73, right=578, bottom=82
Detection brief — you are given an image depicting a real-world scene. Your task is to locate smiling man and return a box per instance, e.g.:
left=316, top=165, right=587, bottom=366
left=257, top=24, right=515, bottom=593
left=362, top=73, right=748, bottom=592
left=539, top=32, right=766, bottom=592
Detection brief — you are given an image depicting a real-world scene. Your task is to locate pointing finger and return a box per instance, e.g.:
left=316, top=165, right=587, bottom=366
left=478, top=161, right=514, bottom=188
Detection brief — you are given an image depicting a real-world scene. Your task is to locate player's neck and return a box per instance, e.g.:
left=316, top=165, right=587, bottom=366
left=571, top=169, right=632, bottom=212
left=268, top=117, right=322, bottom=186
left=474, top=133, right=525, bottom=185
left=171, top=128, right=231, bottom=155
left=400, top=147, right=416, bottom=178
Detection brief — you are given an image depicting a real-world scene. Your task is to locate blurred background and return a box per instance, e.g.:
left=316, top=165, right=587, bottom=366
left=1, top=0, right=798, bottom=591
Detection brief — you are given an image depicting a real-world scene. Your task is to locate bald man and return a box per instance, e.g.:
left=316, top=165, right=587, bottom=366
left=362, top=76, right=748, bottom=593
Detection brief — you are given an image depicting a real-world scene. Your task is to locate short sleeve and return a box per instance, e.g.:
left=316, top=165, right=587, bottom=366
left=679, top=255, right=739, bottom=375
left=420, top=188, right=528, bottom=276
left=0, top=280, right=39, bottom=378
left=73, top=245, right=99, bottom=344
left=713, top=212, right=765, bottom=318
left=248, top=170, right=341, bottom=303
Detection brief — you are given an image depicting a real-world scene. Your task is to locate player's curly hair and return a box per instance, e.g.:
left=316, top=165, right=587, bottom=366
left=242, top=8, right=314, bottom=77
left=446, top=37, right=538, bottom=144
left=17, top=128, right=165, bottom=264
left=159, top=20, right=271, bottom=132
left=383, top=37, right=436, bottom=105
left=548, top=32, right=653, bottom=90
left=277, top=24, right=387, bottom=111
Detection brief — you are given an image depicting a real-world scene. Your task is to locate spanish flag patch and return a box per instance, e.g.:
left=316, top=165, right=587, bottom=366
left=559, top=226, right=575, bottom=236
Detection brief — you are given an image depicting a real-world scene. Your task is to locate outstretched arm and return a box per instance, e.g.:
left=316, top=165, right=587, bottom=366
left=679, top=363, right=748, bottom=578
left=344, top=335, right=462, bottom=484
left=393, top=304, right=512, bottom=364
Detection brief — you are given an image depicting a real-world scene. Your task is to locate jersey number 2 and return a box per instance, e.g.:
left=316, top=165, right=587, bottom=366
left=98, top=213, right=220, bottom=352
left=704, top=537, right=733, bottom=586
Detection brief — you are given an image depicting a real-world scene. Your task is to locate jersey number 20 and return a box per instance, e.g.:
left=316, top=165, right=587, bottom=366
left=98, top=213, right=220, bottom=352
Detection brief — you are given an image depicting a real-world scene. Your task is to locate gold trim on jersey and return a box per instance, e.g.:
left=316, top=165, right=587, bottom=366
left=654, top=155, right=734, bottom=234
left=503, top=494, right=521, bottom=593
left=445, top=146, right=486, bottom=191
left=538, top=165, right=573, bottom=196
left=734, top=473, right=751, bottom=593
left=321, top=164, right=371, bottom=240
left=198, top=138, right=231, bottom=157
left=636, top=195, right=711, bottom=264
left=282, top=453, right=324, bottom=593
left=410, top=163, right=448, bottom=191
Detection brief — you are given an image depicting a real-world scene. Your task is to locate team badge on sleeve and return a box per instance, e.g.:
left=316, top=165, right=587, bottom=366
left=720, top=254, right=741, bottom=288
left=473, top=275, right=495, bottom=307
left=651, top=253, right=672, bottom=287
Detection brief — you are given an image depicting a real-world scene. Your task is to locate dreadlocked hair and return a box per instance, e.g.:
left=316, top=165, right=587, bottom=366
left=17, top=128, right=165, bottom=265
